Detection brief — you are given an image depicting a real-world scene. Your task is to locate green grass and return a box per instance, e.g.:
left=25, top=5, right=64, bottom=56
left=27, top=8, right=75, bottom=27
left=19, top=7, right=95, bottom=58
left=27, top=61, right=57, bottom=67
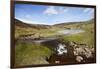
left=61, top=23, right=95, bottom=48
left=15, top=42, right=53, bottom=67
left=15, top=27, right=59, bottom=39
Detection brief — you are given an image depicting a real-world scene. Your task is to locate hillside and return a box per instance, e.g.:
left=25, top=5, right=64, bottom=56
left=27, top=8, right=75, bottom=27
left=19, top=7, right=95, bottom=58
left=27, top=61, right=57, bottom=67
left=15, top=19, right=51, bottom=29
left=53, top=19, right=94, bottom=29
left=15, top=19, right=56, bottom=39
left=15, top=18, right=94, bottom=39
left=54, top=19, right=94, bottom=26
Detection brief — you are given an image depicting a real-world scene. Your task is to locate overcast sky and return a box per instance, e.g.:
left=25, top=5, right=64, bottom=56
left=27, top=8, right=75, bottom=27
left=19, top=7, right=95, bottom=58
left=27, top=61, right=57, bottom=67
left=15, top=4, right=94, bottom=25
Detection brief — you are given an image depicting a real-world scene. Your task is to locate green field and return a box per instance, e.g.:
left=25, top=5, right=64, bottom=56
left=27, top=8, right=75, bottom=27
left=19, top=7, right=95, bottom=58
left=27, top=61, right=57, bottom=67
left=15, top=41, right=53, bottom=67
left=61, top=22, right=95, bottom=48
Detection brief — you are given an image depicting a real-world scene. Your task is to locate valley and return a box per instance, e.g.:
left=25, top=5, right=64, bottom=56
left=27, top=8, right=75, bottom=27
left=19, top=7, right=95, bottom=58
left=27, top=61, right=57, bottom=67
left=15, top=19, right=95, bottom=67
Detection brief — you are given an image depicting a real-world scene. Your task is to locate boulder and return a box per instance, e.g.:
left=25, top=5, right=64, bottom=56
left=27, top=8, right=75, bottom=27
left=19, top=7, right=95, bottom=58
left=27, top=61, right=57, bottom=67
left=76, top=56, right=83, bottom=62
left=65, top=41, right=95, bottom=63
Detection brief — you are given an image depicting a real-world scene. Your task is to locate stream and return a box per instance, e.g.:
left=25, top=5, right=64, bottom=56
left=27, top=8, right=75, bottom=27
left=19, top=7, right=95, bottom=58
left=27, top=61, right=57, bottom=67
left=17, top=29, right=95, bottom=65
left=58, top=29, right=85, bottom=35
left=42, top=39, right=95, bottom=64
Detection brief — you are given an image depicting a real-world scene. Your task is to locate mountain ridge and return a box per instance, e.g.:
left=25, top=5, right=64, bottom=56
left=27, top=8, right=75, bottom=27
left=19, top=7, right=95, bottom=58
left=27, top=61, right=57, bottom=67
left=15, top=18, right=94, bottom=30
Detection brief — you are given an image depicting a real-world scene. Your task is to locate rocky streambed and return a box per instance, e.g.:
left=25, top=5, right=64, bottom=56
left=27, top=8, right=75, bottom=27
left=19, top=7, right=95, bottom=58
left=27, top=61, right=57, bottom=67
left=42, top=40, right=96, bottom=64
left=16, top=37, right=96, bottom=65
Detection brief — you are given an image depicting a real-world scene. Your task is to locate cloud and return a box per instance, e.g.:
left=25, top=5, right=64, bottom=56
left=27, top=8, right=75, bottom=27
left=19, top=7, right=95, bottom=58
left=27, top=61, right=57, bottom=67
left=83, top=8, right=90, bottom=13
left=58, top=7, right=68, bottom=13
left=83, top=8, right=94, bottom=14
left=43, top=6, right=68, bottom=15
left=44, top=6, right=58, bottom=15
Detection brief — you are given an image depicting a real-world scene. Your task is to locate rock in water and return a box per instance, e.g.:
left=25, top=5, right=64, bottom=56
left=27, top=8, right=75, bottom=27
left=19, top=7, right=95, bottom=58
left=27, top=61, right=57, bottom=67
left=76, top=56, right=83, bottom=62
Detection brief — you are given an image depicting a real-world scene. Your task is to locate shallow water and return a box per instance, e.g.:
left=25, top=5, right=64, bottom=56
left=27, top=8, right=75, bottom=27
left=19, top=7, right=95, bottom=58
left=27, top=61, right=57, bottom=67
left=58, top=29, right=85, bottom=35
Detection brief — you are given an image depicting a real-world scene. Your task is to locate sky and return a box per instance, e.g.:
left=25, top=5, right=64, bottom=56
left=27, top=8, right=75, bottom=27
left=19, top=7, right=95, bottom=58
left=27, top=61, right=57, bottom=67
left=15, top=4, right=94, bottom=25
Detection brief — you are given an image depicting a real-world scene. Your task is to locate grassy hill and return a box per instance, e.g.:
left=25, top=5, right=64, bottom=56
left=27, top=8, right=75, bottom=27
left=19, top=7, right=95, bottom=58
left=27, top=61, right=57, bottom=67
left=53, top=19, right=94, bottom=29
left=59, top=19, right=95, bottom=48
left=15, top=19, right=55, bottom=39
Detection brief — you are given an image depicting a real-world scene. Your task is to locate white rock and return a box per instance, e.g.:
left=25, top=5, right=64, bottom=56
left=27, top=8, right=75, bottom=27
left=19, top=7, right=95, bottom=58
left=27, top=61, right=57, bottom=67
left=76, top=56, right=83, bottom=62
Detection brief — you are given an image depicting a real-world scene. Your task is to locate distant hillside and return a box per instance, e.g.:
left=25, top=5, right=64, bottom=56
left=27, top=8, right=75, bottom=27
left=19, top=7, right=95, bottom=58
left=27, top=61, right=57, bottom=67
left=53, top=19, right=94, bottom=26
left=85, top=19, right=94, bottom=24
left=15, top=19, right=34, bottom=28
left=15, top=19, right=51, bottom=30
left=52, top=19, right=94, bottom=29
left=15, top=18, right=94, bottom=29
